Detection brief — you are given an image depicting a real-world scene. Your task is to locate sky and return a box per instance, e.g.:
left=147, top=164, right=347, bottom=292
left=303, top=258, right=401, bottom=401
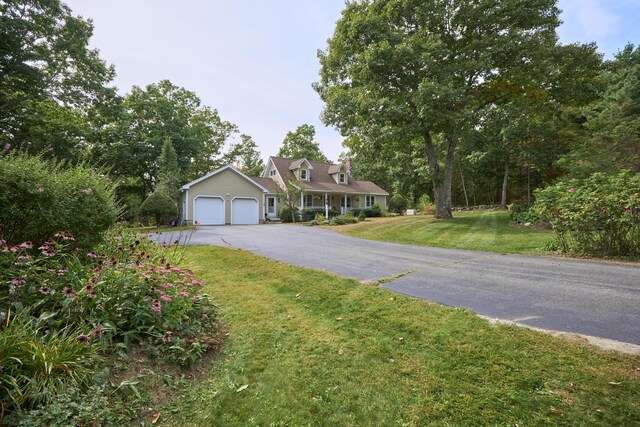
left=64, top=0, right=640, bottom=163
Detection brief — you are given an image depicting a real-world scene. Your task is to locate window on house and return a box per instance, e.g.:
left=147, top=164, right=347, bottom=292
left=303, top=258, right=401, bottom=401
left=300, top=169, right=307, bottom=180
left=269, top=169, right=276, bottom=176
left=304, top=194, right=313, bottom=207
left=339, top=173, right=346, bottom=183
left=340, top=196, right=352, bottom=208
left=365, top=195, right=376, bottom=208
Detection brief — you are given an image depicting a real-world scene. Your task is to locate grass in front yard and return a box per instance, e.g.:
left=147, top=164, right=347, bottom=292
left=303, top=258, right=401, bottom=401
left=163, top=246, right=639, bottom=426
left=332, top=210, right=553, bottom=254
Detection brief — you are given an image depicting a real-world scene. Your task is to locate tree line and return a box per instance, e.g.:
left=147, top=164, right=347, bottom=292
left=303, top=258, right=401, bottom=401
left=315, top=0, right=639, bottom=217
left=3, top=0, right=637, bottom=222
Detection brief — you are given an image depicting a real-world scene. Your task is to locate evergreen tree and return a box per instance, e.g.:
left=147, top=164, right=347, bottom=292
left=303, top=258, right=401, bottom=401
left=156, top=139, right=181, bottom=200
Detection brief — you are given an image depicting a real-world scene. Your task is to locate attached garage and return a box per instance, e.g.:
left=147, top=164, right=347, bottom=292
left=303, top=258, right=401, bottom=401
left=193, top=196, right=224, bottom=225
left=231, top=198, right=259, bottom=225
left=180, top=165, right=268, bottom=225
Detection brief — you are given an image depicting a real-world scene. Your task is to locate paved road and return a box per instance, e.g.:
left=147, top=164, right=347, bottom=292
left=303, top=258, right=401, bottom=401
left=157, top=225, right=640, bottom=345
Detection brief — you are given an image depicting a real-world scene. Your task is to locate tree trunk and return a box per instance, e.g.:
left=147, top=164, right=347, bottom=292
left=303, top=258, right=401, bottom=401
left=458, top=161, right=469, bottom=207
left=527, top=167, right=531, bottom=205
left=423, top=131, right=456, bottom=219
left=500, top=159, right=509, bottom=209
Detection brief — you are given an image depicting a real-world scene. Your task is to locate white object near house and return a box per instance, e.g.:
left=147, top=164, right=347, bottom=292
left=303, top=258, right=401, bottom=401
left=406, top=209, right=416, bottom=216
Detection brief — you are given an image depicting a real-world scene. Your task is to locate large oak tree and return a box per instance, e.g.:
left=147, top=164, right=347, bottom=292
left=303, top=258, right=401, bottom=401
left=315, top=0, right=560, bottom=217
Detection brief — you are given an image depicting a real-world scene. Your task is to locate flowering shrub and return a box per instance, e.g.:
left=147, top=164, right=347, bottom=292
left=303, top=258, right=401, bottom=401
left=0, top=152, right=119, bottom=250
left=534, top=171, right=640, bottom=256
left=1, top=228, right=217, bottom=354
left=1, top=226, right=220, bottom=421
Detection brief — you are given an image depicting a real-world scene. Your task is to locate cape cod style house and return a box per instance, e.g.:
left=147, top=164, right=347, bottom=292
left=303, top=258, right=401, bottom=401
left=179, top=156, right=388, bottom=225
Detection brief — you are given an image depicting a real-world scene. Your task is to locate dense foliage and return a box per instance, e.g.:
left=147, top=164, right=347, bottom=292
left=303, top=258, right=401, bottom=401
left=388, top=194, right=408, bottom=214
left=0, top=227, right=220, bottom=422
left=351, top=208, right=382, bottom=218
left=534, top=171, right=640, bottom=256
left=316, top=0, right=562, bottom=218
left=277, top=124, right=330, bottom=163
left=279, top=205, right=299, bottom=223
left=139, top=191, right=179, bottom=226
left=0, top=152, right=119, bottom=250
left=300, top=208, right=340, bottom=221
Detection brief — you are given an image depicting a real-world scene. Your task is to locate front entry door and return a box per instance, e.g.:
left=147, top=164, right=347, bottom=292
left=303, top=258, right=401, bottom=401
left=266, top=196, right=276, bottom=218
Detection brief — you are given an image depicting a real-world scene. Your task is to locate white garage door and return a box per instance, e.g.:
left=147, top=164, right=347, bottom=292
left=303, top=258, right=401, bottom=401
left=194, top=197, right=224, bottom=225
left=232, top=198, right=258, bottom=225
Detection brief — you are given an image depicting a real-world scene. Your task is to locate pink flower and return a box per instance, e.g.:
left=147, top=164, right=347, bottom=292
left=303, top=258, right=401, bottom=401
left=162, top=331, right=172, bottom=343
left=11, top=278, right=26, bottom=285
left=80, top=188, right=93, bottom=195
left=39, top=287, right=50, bottom=295
left=63, top=287, right=75, bottom=297
left=202, top=313, right=208, bottom=319
left=570, top=188, right=576, bottom=192
left=57, top=269, right=67, bottom=276
left=160, top=295, right=172, bottom=302
left=151, top=301, right=162, bottom=313
left=86, top=252, right=98, bottom=258
left=41, top=250, right=54, bottom=257
left=17, top=254, right=30, bottom=260
left=90, top=325, right=105, bottom=336
left=36, top=187, right=44, bottom=193
left=4, top=143, right=10, bottom=150
left=162, top=322, right=169, bottom=329
left=18, top=242, right=33, bottom=249
left=179, top=292, right=189, bottom=297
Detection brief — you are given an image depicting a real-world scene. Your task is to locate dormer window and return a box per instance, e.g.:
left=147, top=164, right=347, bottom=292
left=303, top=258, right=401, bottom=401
left=300, top=169, right=307, bottom=180
left=269, top=169, right=276, bottom=176
left=339, top=173, right=346, bottom=184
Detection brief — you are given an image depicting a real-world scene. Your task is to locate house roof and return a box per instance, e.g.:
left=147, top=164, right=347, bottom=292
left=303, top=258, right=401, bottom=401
left=267, top=156, right=389, bottom=196
left=288, top=158, right=313, bottom=170
left=180, top=164, right=269, bottom=192
left=327, top=164, right=345, bottom=174
left=249, top=176, right=280, bottom=193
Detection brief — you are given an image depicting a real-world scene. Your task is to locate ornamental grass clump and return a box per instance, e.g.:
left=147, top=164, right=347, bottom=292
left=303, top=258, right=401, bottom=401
left=534, top=171, right=640, bottom=257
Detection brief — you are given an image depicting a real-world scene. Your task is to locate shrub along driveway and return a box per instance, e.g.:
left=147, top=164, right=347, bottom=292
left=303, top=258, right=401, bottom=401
left=157, top=224, right=640, bottom=346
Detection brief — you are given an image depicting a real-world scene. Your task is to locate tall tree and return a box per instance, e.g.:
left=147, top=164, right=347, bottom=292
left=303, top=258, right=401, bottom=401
left=315, top=0, right=560, bottom=218
left=156, top=139, right=181, bottom=200
left=277, top=124, right=330, bottom=162
left=562, top=44, right=640, bottom=176
left=92, top=80, right=239, bottom=197
left=226, top=134, right=265, bottom=176
left=0, top=0, right=116, bottom=157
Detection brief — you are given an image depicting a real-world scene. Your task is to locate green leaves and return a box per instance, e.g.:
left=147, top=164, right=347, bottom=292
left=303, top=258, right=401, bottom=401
left=277, top=124, right=330, bottom=162
left=534, top=171, right=640, bottom=256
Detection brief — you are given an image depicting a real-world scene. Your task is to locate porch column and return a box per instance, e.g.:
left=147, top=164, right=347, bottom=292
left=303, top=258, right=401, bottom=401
left=325, top=193, right=329, bottom=219
left=344, top=193, right=347, bottom=214
left=300, top=191, right=304, bottom=210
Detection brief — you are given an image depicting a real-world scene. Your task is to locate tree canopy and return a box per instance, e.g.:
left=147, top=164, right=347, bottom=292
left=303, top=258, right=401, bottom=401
left=316, top=0, right=562, bottom=217
left=0, top=0, right=116, bottom=158
left=277, top=124, right=330, bottom=163
left=226, top=134, right=265, bottom=176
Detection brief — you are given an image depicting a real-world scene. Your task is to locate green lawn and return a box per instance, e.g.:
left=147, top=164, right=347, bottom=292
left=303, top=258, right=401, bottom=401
left=162, top=246, right=639, bottom=426
left=332, top=210, right=553, bottom=254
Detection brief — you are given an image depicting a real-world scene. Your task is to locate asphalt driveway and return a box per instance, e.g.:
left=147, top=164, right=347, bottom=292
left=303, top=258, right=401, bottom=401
left=157, top=224, right=640, bottom=346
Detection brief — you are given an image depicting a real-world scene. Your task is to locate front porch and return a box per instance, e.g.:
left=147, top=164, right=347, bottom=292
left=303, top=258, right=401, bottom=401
left=299, top=192, right=378, bottom=218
